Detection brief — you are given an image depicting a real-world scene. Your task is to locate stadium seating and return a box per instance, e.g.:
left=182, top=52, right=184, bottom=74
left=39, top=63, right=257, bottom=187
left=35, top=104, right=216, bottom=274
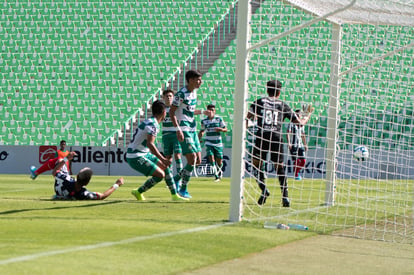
left=1, top=0, right=412, bottom=151
left=1, top=0, right=237, bottom=146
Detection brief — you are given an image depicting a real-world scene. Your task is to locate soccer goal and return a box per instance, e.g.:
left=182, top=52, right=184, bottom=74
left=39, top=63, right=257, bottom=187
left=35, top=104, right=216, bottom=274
left=229, top=0, right=414, bottom=243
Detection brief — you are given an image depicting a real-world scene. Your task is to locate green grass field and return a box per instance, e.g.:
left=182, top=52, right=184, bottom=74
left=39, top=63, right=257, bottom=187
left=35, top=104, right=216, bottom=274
left=0, top=174, right=315, bottom=274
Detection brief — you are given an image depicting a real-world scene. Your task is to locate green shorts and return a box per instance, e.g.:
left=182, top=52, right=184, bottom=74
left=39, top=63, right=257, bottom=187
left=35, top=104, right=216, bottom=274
left=180, top=131, right=201, bottom=155
left=162, top=132, right=182, bottom=157
left=126, top=153, right=159, bottom=177
left=206, top=145, right=224, bottom=159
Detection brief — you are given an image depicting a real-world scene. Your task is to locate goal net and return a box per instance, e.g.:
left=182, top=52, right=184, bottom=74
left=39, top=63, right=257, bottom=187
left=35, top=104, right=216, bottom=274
left=230, top=0, right=414, bottom=243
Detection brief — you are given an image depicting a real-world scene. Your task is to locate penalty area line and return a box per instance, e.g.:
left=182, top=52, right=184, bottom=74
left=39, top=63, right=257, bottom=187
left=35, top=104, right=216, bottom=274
left=0, top=222, right=234, bottom=265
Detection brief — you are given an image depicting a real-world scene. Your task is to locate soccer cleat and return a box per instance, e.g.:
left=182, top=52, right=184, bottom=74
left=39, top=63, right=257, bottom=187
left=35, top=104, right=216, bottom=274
left=30, top=166, right=37, bottom=180
left=282, top=198, right=290, bottom=207
left=214, top=175, right=221, bottom=182
left=257, top=190, right=270, bottom=206
left=171, top=193, right=189, bottom=201
left=131, top=190, right=146, bottom=201
left=178, top=189, right=192, bottom=199
left=295, top=174, right=302, bottom=180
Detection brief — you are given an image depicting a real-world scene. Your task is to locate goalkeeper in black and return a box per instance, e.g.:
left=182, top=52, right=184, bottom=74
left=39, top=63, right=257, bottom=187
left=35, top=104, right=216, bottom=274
left=246, top=80, right=313, bottom=206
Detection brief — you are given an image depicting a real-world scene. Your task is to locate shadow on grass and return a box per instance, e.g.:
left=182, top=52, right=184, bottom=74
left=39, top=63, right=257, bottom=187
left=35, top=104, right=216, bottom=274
left=0, top=200, right=123, bottom=215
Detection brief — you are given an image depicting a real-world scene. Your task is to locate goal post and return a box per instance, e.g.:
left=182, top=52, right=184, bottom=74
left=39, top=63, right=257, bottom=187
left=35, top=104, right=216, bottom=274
left=230, top=0, right=414, bottom=243
left=229, top=0, right=251, bottom=222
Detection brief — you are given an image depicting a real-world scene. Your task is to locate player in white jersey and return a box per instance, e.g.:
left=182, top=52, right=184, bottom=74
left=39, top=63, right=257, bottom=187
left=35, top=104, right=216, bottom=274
left=198, top=104, right=228, bottom=181
left=169, top=70, right=212, bottom=198
left=127, top=100, right=188, bottom=201
left=287, top=109, right=308, bottom=180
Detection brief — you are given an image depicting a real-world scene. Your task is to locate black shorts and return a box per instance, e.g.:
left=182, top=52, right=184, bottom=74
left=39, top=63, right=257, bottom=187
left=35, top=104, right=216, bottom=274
left=290, top=146, right=306, bottom=161
left=252, top=133, right=284, bottom=164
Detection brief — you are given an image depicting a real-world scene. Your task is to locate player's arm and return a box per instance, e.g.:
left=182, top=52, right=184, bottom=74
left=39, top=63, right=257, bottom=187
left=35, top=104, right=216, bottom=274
left=52, top=159, right=66, bottom=177
left=246, top=102, right=256, bottom=128
left=217, top=121, right=228, bottom=133
left=293, top=105, right=314, bottom=126
left=198, top=129, right=205, bottom=141
left=147, top=134, right=171, bottom=169
left=94, top=178, right=124, bottom=200
left=195, top=109, right=213, bottom=116
left=286, top=127, right=292, bottom=150
left=52, top=152, right=76, bottom=177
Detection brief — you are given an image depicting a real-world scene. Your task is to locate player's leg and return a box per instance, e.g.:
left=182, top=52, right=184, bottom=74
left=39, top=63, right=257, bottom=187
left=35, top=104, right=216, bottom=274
left=271, top=139, right=290, bottom=207
left=127, top=154, right=163, bottom=201
left=30, top=157, right=59, bottom=179
left=173, top=141, right=183, bottom=174
left=175, top=132, right=200, bottom=198
left=252, top=137, right=269, bottom=205
left=252, top=136, right=269, bottom=202
left=296, top=147, right=306, bottom=180
left=206, top=146, right=218, bottom=180
left=216, top=146, right=224, bottom=177
left=214, top=147, right=224, bottom=181
left=289, top=147, right=300, bottom=179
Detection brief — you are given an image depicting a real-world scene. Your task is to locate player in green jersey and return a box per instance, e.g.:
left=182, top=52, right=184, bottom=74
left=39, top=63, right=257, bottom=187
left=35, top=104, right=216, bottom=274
left=127, top=100, right=188, bottom=201
left=169, top=70, right=212, bottom=198
left=161, top=89, right=183, bottom=189
left=198, top=104, right=228, bottom=182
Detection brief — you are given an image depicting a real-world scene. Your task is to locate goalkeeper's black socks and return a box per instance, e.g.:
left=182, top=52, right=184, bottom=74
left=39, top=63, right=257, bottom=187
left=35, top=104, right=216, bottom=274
left=277, top=166, right=289, bottom=198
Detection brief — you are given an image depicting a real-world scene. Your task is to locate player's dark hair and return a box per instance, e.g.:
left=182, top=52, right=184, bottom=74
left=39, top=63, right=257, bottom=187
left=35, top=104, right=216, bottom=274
left=207, top=104, right=215, bottom=110
left=185, top=70, right=202, bottom=83
left=152, top=100, right=166, bottom=116
left=267, top=80, right=282, bottom=97
left=77, top=167, right=93, bottom=186
left=162, top=89, right=175, bottom=96
left=60, top=140, right=66, bottom=145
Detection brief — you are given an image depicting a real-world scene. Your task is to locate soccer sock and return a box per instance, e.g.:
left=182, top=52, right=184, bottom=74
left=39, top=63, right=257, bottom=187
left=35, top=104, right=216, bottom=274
left=164, top=167, right=177, bottom=195
left=216, top=163, right=223, bottom=177
left=298, top=158, right=306, bottom=174
left=175, top=158, right=183, bottom=174
left=35, top=159, right=56, bottom=175
left=138, top=176, right=162, bottom=193
left=210, top=161, right=217, bottom=177
left=294, top=159, right=300, bottom=177
left=178, top=164, right=194, bottom=192
left=277, top=166, right=288, bottom=198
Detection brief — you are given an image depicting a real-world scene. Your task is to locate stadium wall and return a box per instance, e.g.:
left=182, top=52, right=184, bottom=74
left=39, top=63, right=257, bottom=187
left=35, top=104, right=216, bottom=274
left=1, top=145, right=412, bottom=179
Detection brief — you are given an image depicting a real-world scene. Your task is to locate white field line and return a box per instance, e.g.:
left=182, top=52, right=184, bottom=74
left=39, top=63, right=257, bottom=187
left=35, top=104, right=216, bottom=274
left=0, top=222, right=233, bottom=265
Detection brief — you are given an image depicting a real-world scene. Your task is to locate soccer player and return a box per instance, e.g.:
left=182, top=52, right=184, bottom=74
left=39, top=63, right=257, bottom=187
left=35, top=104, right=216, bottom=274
left=126, top=100, right=187, bottom=201
left=161, top=89, right=183, bottom=189
left=198, top=104, right=228, bottom=181
left=246, top=80, right=314, bottom=207
left=169, top=70, right=212, bottom=198
left=30, top=140, right=73, bottom=179
left=52, top=154, right=124, bottom=200
left=287, top=109, right=308, bottom=180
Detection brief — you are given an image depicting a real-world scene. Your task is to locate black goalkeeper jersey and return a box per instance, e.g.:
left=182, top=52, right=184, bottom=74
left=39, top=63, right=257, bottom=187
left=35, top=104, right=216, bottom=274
left=249, top=97, right=297, bottom=139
